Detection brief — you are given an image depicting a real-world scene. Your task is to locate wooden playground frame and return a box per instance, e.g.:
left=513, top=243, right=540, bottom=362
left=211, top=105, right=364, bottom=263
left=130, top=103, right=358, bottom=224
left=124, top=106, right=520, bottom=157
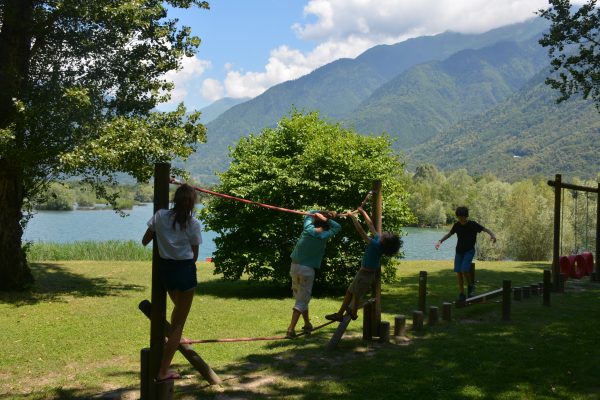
left=548, top=174, right=600, bottom=290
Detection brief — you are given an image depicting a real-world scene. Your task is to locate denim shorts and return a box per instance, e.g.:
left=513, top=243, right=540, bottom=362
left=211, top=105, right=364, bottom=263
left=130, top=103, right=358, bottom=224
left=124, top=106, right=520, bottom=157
left=158, top=258, right=198, bottom=292
left=454, top=249, right=475, bottom=273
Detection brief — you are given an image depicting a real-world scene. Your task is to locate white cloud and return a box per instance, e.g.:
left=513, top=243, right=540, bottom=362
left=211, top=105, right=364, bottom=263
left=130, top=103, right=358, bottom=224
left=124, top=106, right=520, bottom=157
left=201, top=79, right=224, bottom=101
left=211, top=0, right=589, bottom=102
left=161, top=56, right=211, bottom=106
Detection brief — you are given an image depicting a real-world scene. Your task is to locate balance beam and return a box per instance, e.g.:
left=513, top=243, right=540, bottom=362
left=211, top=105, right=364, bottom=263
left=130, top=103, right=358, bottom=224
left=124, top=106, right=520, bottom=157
left=139, top=300, right=221, bottom=385
left=455, top=288, right=503, bottom=308
left=326, top=298, right=376, bottom=350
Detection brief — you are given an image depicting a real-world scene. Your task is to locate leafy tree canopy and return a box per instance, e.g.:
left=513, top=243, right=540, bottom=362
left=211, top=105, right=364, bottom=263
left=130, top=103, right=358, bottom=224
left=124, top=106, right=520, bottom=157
left=0, top=0, right=208, bottom=290
left=200, top=110, right=415, bottom=287
left=539, top=0, right=600, bottom=106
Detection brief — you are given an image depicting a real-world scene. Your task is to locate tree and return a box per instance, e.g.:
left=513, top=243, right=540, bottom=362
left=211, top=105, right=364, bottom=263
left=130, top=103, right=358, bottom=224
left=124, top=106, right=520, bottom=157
left=200, top=111, right=414, bottom=287
left=539, top=0, right=600, bottom=106
left=0, top=1, right=209, bottom=290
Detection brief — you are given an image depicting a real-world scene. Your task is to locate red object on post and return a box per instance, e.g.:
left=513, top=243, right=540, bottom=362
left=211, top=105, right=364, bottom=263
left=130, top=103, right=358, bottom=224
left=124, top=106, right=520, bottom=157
left=581, top=252, right=594, bottom=276
left=559, top=256, right=571, bottom=281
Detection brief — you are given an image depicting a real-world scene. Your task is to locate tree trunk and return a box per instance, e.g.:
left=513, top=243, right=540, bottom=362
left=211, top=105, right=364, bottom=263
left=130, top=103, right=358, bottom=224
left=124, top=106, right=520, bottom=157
left=0, top=0, right=35, bottom=290
left=0, top=160, right=33, bottom=290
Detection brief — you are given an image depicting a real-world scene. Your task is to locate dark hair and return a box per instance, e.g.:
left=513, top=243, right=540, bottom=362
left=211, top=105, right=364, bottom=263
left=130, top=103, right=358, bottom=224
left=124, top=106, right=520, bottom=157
left=455, top=206, right=469, bottom=218
left=171, top=184, right=197, bottom=230
left=380, top=232, right=402, bottom=256
left=313, top=211, right=333, bottom=230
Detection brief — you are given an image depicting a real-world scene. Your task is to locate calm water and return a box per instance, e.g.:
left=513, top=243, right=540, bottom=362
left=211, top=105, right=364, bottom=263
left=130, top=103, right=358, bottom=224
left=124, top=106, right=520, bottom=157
left=23, top=206, right=456, bottom=260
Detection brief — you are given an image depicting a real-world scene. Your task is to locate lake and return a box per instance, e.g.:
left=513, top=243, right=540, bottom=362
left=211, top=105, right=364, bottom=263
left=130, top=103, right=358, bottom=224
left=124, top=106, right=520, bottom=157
left=23, top=205, right=457, bottom=260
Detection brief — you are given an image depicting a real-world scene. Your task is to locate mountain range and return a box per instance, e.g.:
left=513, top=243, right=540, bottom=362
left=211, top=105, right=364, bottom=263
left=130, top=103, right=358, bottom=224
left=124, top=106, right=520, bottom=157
left=186, top=17, right=599, bottom=183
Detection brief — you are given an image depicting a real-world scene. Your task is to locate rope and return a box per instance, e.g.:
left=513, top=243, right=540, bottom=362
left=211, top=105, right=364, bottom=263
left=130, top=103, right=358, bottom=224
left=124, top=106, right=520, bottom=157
left=170, top=177, right=375, bottom=218
left=170, top=177, right=309, bottom=216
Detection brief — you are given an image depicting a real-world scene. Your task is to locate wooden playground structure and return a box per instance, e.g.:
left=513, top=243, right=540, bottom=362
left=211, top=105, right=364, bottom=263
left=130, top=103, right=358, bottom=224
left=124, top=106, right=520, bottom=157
left=138, top=167, right=598, bottom=399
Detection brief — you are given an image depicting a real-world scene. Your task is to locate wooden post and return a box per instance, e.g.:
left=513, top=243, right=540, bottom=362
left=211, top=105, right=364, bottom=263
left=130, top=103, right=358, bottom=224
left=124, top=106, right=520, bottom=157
left=148, top=163, right=171, bottom=399
left=596, top=181, right=600, bottom=278
left=502, top=280, right=511, bottom=322
left=418, top=270, right=427, bottom=313
left=141, top=348, right=150, bottom=399
left=394, top=315, right=406, bottom=337
left=369, top=180, right=383, bottom=338
left=470, top=262, right=476, bottom=286
left=428, top=306, right=438, bottom=326
left=379, top=321, right=390, bottom=342
left=543, top=270, right=551, bottom=307
left=139, top=300, right=221, bottom=385
left=327, top=313, right=353, bottom=351
left=362, top=301, right=373, bottom=341
left=412, top=310, right=424, bottom=331
left=551, top=174, right=562, bottom=291
left=442, top=302, right=452, bottom=321
left=513, top=287, right=522, bottom=301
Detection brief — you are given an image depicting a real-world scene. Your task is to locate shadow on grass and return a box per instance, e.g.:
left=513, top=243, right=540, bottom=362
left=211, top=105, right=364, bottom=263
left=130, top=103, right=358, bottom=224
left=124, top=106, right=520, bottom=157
left=175, top=281, right=600, bottom=399
left=0, top=263, right=145, bottom=307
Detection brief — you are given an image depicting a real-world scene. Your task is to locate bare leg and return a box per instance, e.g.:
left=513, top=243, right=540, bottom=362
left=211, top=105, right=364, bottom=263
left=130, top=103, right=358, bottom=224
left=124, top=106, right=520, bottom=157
left=301, top=310, right=311, bottom=328
left=287, top=308, right=301, bottom=335
left=457, top=272, right=465, bottom=294
left=157, top=289, right=194, bottom=380
left=464, top=271, right=473, bottom=287
left=336, top=290, right=354, bottom=316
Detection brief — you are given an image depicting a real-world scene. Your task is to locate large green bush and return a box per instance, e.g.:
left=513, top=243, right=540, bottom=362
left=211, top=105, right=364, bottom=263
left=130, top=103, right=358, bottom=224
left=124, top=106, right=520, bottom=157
left=200, top=111, right=414, bottom=287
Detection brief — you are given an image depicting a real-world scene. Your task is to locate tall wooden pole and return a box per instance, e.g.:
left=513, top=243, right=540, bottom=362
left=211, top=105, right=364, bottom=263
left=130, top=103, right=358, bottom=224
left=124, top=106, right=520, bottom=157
left=149, top=163, right=170, bottom=399
left=552, top=174, right=561, bottom=291
left=371, top=180, right=382, bottom=337
left=596, top=181, right=599, bottom=277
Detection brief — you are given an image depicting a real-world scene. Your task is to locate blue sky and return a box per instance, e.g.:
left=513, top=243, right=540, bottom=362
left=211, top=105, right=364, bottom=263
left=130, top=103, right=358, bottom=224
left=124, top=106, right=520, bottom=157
left=158, top=0, right=586, bottom=111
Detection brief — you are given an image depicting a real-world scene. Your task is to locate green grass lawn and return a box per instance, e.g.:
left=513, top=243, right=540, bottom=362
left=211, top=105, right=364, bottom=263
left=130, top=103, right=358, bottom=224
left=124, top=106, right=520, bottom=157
left=1, top=260, right=599, bottom=399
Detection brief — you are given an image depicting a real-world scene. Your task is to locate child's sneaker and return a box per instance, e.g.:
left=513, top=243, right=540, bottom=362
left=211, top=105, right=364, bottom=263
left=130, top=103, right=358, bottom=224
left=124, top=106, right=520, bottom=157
left=325, top=313, right=343, bottom=322
left=468, top=285, right=476, bottom=297
left=457, top=292, right=466, bottom=303
left=302, top=323, right=313, bottom=333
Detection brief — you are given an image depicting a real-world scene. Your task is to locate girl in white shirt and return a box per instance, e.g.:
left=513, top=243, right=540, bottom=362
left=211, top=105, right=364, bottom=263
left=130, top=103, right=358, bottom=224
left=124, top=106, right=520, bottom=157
left=142, top=184, right=202, bottom=382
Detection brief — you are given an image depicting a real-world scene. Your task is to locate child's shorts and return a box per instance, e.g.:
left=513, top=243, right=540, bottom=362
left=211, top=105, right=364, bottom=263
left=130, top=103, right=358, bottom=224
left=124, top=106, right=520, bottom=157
left=454, top=249, right=475, bottom=273
left=159, top=258, right=197, bottom=292
left=348, top=268, right=376, bottom=301
left=290, top=263, right=315, bottom=312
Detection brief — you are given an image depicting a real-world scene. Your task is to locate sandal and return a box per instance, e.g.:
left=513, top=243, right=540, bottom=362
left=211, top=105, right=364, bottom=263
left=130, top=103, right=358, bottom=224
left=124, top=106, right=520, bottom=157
left=302, top=323, right=313, bottom=333
left=325, top=313, right=343, bottom=322
left=285, top=329, right=296, bottom=339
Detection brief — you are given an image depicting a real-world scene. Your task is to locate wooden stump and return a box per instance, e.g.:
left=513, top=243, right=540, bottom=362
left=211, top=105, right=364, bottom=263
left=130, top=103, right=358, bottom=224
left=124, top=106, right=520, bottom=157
left=412, top=310, right=424, bottom=331
left=442, top=303, right=452, bottom=321
left=428, top=306, right=438, bottom=326
left=379, top=321, right=390, bottom=343
left=530, top=284, right=539, bottom=296
left=543, top=270, right=551, bottom=307
left=522, top=286, right=531, bottom=299
left=502, top=280, right=511, bottom=322
left=418, top=271, right=427, bottom=312
left=394, top=315, right=406, bottom=337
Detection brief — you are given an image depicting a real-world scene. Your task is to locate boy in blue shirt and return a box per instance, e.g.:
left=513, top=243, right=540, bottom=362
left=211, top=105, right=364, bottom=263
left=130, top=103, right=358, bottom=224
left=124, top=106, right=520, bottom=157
left=325, top=207, right=401, bottom=322
left=287, top=210, right=341, bottom=338
left=435, top=206, right=496, bottom=301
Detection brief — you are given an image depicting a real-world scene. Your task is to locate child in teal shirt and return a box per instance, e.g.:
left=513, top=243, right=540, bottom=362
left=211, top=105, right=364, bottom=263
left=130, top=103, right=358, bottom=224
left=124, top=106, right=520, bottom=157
left=287, top=210, right=341, bottom=338
left=326, top=207, right=401, bottom=321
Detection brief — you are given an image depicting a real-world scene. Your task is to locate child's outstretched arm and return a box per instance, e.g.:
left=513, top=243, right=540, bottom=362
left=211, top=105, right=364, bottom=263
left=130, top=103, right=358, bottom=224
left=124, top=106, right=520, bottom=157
left=483, top=227, right=497, bottom=243
left=358, top=207, right=379, bottom=236
left=435, top=232, right=452, bottom=250
left=350, top=213, right=370, bottom=243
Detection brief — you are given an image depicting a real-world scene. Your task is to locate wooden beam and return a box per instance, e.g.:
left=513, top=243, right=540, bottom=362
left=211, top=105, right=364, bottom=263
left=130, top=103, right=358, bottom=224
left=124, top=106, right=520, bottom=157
left=139, top=300, right=221, bottom=385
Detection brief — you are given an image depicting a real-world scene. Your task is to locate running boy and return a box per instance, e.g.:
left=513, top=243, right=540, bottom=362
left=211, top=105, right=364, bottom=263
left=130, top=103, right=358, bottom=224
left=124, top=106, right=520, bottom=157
left=435, top=206, right=496, bottom=301
left=325, top=207, right=401, bottom=322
